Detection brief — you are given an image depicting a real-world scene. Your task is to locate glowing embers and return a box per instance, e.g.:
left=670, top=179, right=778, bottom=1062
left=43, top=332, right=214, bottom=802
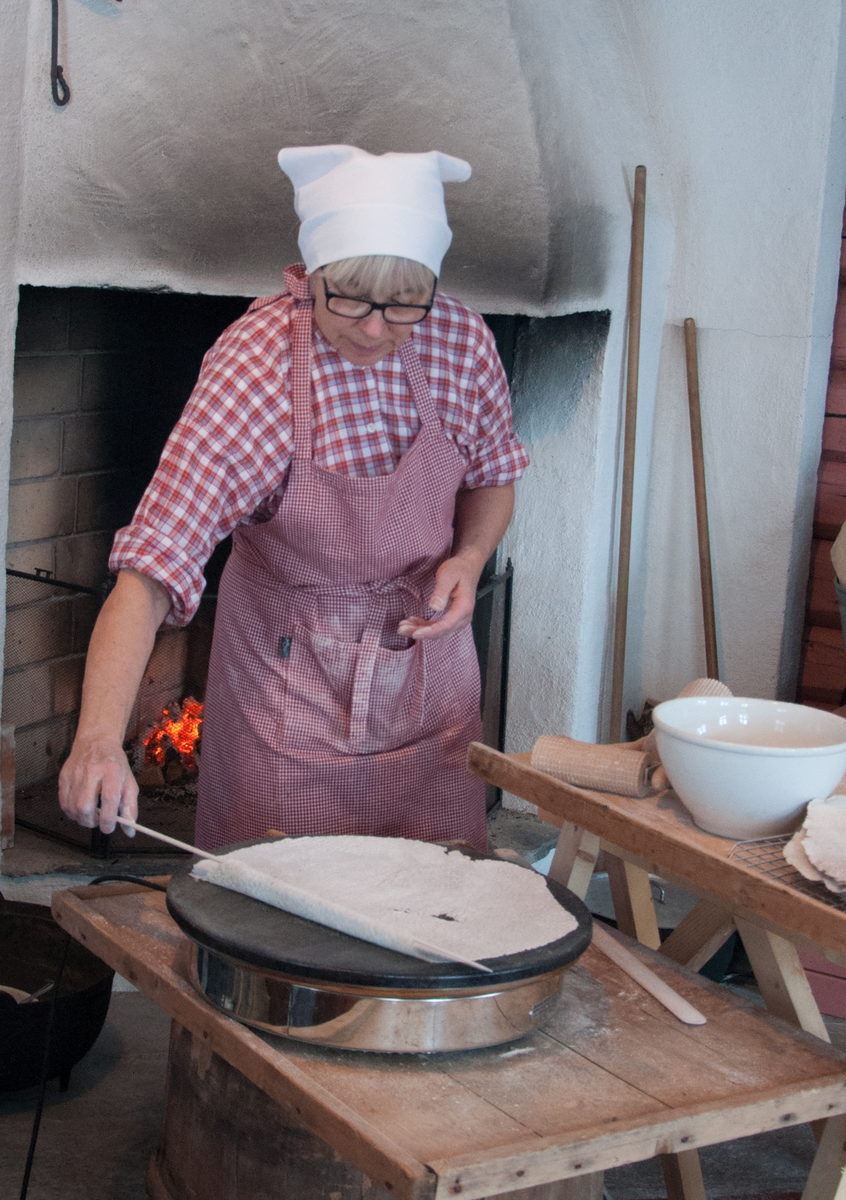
left=134, top=697, right=204, bottom=787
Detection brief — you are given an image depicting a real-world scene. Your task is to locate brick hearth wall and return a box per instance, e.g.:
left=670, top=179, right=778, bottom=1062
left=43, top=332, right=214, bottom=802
left=4, top=287, right=247, bottom=791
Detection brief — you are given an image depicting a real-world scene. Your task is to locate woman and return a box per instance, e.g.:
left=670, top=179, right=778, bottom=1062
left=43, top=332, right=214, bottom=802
left=58, top=145, right=528, bottom=850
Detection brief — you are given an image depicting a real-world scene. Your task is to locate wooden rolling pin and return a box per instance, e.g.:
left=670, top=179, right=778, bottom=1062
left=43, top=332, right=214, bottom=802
left=641, top=677, right=733, bottom=761
left=532, top=736, right=668, bottom=796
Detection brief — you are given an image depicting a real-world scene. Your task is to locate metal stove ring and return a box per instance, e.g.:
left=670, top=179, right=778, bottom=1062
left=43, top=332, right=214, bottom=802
left=192, top=942, right=566, bottom=1054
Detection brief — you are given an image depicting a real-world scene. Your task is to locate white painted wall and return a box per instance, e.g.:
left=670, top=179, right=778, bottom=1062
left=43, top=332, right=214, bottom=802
left=2, top=1, right=845, bottom=759
left=629, top=4, right=846, bottom=714
left=503, top=2, right=846, bottom=761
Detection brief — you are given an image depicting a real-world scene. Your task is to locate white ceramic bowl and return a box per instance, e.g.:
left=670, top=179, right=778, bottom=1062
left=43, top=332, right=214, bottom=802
left=652, top=696, right=846, bottom=839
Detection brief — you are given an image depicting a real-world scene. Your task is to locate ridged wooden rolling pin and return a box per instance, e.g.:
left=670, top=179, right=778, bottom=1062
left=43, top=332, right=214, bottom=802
left=532, top=736, right=669, bottom=797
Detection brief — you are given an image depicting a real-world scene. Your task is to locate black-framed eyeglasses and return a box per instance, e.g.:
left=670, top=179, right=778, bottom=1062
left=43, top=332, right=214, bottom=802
left=321, top=273, right=437, bottom=325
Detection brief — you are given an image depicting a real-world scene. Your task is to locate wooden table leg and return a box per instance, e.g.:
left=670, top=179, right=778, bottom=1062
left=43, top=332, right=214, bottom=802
left=599, top=855, right=704, bottom=1200
left=661, top=1148, right=708, bottom=1200
left=547, top=824, right=600, bottom=899
left=604, top=855, right=661, bottom=949
left=801, top=1113, right=846, bottom=1200
left=735, top=917, right=841, bottom=1188
left=659, top=901, right=736, bottom=971
left=734, top=920, right=830, bottom=1042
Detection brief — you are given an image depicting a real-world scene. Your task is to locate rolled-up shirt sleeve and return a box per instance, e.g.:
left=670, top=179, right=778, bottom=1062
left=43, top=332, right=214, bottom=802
left=110, top=306, right=294, bottom=626
left=449, top=316, right=529, bottom=490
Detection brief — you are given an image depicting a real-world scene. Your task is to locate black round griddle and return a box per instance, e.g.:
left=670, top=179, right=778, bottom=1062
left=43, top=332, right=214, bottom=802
left=167, top=839, right=593, bottom=991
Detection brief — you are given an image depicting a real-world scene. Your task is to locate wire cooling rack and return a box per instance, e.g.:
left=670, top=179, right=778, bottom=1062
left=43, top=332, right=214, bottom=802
left=728, top=834, right=846, bottom=911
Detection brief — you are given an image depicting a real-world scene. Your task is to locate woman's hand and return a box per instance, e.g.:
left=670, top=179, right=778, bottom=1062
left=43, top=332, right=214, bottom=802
left=58, top=738, right=138, bottom=835
left=57, top=568, right=170, bottom=834
left=398, top=550, right=484, bottom=641
left=397, top=484, right=515, bottom=643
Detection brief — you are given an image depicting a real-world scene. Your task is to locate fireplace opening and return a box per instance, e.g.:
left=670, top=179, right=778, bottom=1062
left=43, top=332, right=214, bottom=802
left=4, top=286, right=519, bottom=855
left=5, top=286, right=248, bottom=853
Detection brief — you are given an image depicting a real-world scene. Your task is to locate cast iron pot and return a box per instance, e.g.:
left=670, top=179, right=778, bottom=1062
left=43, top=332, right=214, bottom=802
left=0, top=894, right=114, bottom=1092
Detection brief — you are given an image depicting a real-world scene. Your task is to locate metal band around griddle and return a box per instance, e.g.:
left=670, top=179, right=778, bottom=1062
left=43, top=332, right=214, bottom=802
left=191, top=941, right=568, bottom=1053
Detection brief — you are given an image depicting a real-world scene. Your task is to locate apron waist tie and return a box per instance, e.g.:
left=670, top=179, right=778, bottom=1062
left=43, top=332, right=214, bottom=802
left=227, top=551, right=435, bottom=614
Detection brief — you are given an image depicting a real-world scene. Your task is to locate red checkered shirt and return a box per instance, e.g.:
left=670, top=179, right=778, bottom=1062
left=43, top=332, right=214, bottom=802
left=111, top=264, right=529, bottom=626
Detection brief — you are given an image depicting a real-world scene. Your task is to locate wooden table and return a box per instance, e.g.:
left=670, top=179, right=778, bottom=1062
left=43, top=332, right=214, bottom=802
left=52, top=879, right=846, bottom=1200
left=468, top=743, right=846, bottom=1199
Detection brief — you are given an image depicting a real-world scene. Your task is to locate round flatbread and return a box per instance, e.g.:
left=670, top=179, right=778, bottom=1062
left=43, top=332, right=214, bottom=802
left=784, top=828, right=826, bottom=883
left=788, top=797, right=846, bottom=893
left=192, top=835, right=578, bottom=960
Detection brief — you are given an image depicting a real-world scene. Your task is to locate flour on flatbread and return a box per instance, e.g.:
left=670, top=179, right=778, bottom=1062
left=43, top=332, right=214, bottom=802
left=192, top=835, right=577, bottom=960
left=788, top=796, right=846, bottom=893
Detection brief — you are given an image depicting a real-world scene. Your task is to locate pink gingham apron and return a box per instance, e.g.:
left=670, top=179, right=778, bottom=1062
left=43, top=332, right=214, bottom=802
left=194, top=277, right=486, bottom=851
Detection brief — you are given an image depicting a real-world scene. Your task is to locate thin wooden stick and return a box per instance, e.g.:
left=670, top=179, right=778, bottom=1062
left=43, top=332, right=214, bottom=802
left=116, top=816, right=219, bottom=860
left=591, top=922, right=707, bottom=1025
left=404, top=939, right=493, bottom=974
left=116, top=816, right=492, bottom=972
left=609, top=165, right=647, bottom=741
left=683, top=318, right=720, bottom=680
left=497, top=847, right=705, bottom=1022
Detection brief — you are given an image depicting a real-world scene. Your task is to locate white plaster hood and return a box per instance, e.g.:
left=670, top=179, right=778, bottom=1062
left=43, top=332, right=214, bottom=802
left=15, top=0, right=673, bottom=314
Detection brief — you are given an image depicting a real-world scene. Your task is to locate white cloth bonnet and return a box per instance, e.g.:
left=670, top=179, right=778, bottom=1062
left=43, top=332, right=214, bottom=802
left=277, top=144, right=471, bottom=276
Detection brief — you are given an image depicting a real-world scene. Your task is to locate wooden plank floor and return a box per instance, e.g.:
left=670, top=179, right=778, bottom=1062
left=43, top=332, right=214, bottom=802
left=52, top=882, right=846, bottom=1200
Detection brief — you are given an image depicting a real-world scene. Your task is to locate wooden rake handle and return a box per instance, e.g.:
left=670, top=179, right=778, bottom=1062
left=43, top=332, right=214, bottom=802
left=683, top=317, right=719, bottom=680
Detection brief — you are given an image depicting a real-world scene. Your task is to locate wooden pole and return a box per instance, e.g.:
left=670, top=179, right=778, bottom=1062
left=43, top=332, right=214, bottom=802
left=609, top=165, right=647, bottom=741
left=683, top=318, right=720, bottom=680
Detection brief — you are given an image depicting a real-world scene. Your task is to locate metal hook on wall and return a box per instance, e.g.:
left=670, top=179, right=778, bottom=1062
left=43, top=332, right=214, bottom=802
left=50, top=0, right=123, bottom=107
left=50, top=0, right=70, bottom=106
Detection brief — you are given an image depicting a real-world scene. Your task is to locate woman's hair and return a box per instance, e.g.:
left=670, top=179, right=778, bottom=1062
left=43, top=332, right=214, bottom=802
left=320, top=255, right=436, bottom=298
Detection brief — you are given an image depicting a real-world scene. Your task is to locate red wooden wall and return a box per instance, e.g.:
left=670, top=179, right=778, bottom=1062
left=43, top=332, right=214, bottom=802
left=798, top=215, right=846, bottom=709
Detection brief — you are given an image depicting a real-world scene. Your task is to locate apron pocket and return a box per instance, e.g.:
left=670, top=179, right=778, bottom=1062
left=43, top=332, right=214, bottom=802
left=355, top=642, right=425, bottom=753
left=281, top=628, right=424, bottom=755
